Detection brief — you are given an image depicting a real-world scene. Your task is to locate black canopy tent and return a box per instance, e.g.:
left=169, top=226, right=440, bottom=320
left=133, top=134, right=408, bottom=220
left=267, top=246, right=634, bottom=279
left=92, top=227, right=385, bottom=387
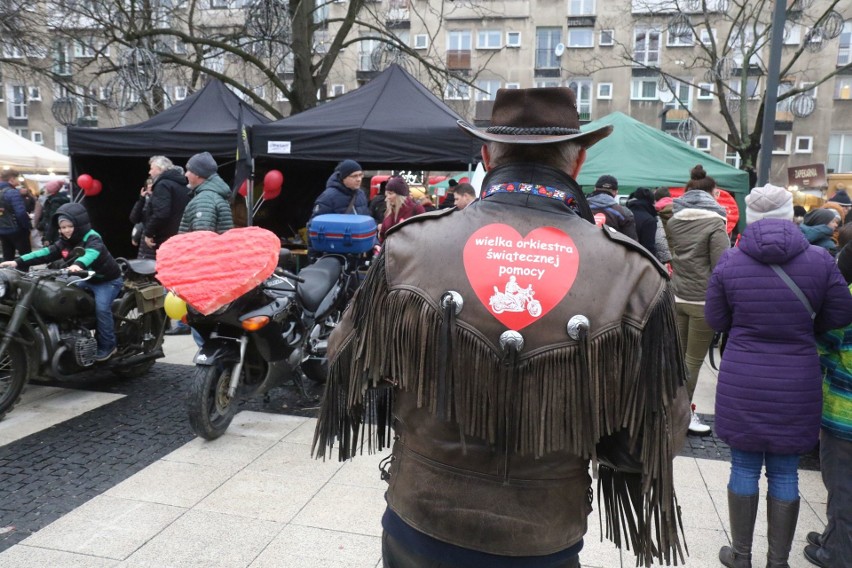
left=249, top=65, right=481, bottom=238
left=67, top=79, right=270, bottom=257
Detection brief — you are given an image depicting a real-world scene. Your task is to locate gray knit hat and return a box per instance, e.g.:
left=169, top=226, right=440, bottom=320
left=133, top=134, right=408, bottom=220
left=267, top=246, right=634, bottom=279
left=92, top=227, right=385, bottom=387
left=745, top=184, right=793, bottom=224
left=186, top=152, right=218, bottom=178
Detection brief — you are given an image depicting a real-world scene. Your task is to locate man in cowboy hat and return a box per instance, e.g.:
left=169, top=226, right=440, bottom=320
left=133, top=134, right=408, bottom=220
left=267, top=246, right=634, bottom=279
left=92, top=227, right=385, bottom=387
left=313, top=88, right=689, bottom=568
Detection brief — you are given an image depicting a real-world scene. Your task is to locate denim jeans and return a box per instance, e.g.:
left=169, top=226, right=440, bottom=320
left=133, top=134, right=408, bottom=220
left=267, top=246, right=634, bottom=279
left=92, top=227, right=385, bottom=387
left=75, top=276, right=123, bottom=354
left=728, top=448, right=800, bottom=501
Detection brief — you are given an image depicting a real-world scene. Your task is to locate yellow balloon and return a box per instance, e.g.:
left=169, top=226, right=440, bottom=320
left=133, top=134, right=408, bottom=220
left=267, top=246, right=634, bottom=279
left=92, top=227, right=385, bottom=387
left=164, top=291, right=188, bottom=321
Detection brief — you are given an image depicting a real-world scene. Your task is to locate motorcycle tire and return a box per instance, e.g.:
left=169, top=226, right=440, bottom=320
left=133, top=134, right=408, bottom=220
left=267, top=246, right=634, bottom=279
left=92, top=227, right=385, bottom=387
left=111, top=295, right=165, bottom=379
left=0, top=342, right=28, bottom=420
left=187, top=365, right=237, bottom=440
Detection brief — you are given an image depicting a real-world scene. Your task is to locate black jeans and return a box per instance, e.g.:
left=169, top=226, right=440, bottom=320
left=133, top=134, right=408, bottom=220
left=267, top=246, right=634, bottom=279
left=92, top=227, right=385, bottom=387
left=381, top=531, right=581, bottom=568
left=0, top=231, right=31, bottom=262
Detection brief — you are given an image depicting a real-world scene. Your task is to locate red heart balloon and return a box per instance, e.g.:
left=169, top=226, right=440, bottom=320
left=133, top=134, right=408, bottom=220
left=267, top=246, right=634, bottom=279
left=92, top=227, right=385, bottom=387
left=155, top=227, right=281, bottom=315
left=76, top=174, right=93, bottom=191
left=463, top=224, right=580, bottom=331
left=238, top=180, right=248, bottom=197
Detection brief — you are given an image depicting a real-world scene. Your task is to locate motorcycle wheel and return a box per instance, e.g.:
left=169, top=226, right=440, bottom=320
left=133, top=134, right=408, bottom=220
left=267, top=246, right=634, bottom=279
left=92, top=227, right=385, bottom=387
left=302, top=310, right=343, bottom=384
left=187, top=365, right=237, bottom=440
left=111, top=295, right=165, bottom=379
left=0, top=342, right=28, bottom=420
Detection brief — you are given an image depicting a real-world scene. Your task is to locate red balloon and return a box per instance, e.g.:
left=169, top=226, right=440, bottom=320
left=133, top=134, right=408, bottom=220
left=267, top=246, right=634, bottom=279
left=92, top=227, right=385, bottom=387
left=262, top=184, right=281, bottom=201
left=84, top=179, right=102, bottom=196
left=238, top=180, right=248, bottom=197
left=76, top=174, right=93, bottom=191
left=263, top=170, right=284, bottom=192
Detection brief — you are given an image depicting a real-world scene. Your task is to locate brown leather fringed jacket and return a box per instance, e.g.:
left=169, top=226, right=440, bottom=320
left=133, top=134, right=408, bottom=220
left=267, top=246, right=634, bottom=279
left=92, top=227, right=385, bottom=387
left=313, top=165, right=690, bottom=567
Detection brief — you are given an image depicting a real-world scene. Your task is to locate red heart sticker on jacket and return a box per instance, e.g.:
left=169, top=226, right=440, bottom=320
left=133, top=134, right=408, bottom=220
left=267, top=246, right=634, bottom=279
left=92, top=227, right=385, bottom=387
left=156, top=227, right=281, bottom=315
left=463, top=224, right=580, bottom=330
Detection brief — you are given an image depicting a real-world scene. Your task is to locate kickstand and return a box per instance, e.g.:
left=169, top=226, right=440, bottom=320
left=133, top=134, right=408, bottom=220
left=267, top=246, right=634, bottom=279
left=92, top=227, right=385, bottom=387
left=292, top=370, right=319, bottom=403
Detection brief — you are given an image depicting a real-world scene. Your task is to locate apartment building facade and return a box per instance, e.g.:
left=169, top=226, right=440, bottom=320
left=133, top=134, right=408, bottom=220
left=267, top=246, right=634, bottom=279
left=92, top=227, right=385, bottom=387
left=2, top=0, right=850, bottom=183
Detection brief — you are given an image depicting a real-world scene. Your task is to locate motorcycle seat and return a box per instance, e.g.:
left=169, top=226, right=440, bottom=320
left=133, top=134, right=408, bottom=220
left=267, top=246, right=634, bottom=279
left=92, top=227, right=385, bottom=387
left=124, top=259, right=157, bottom=276
left=297, top=256, right=342, bottom=313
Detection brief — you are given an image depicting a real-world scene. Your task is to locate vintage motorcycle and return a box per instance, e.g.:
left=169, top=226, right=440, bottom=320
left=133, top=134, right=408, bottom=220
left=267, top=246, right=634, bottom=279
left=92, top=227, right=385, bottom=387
left=184, top=251, right=363, bottom=440
left=0, top=257, right=167, bottom=420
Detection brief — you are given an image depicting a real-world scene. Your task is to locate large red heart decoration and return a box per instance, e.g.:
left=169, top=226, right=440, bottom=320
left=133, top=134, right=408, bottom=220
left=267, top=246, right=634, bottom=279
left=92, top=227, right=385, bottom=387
left=156, top=227, right=281, bottom=315
left=463, top=224, right=580, bottom=330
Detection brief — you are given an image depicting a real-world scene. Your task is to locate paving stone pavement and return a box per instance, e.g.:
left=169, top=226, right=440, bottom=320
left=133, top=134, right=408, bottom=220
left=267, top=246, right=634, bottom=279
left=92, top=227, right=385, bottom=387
left=0, top=363, right=324, bottom=553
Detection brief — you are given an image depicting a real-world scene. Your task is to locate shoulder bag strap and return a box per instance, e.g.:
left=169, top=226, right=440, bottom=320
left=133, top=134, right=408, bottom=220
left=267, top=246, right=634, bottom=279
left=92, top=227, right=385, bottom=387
left=769, top=264, right=816, bottom=320
left=344, top=191, right=358, bottom=214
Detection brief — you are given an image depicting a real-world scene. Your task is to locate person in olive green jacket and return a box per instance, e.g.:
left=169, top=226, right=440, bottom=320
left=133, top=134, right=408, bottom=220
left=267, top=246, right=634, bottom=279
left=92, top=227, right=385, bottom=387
left=179, top=152, right=234, bottom=234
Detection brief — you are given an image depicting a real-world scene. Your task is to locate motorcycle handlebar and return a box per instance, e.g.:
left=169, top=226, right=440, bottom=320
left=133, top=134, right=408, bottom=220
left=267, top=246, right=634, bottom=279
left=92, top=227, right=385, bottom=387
left=274, top=268, right=304, bottom=283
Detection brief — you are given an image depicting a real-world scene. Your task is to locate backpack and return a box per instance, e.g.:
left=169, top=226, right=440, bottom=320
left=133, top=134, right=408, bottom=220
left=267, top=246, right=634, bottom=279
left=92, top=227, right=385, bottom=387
left=0, top=188, right=18, bottom=231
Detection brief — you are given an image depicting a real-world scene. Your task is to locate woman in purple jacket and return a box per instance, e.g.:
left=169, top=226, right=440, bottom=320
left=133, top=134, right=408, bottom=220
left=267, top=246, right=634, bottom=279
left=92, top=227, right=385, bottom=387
left=705, top=184, right=852, bottom=568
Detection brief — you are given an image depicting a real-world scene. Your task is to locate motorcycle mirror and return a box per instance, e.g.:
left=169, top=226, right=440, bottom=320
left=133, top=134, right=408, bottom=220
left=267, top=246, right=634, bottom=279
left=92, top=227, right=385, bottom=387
left=278, top=249, right=291, bottom=267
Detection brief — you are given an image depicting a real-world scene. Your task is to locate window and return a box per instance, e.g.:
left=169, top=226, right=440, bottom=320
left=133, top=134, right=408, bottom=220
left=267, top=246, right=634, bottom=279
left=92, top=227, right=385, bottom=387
left=81, top=88, right=97, bottom=120
left=633, top=27, right=660, bottom=66
left=795, top=136, right=813, bottom=154
left=667, top=28, right=693, bottom=47
left=74, top=39, right=96, bottom=58
left=505, top=82, right=521, bottom=89
left=414, top=34, right=428, bottom=49
left=475, top=79, right=501, bottom=101
left=729, top=23, right=765, bottom=67
left=784, top=23, right=802, bottom=45
left=568, top=0, right=594, bottom=16
left=477, top=29, right=502, bottom=49
left=54, top=128, right=68, bottom=155
left=506, top=31, right=521, bottom=47
left=174, top=86, right=187, bottom=101
left=331, top=84, right=345, bottom=97
left=599, top=29, right=614, bottom=46
left=2, top=45, right=23, bottom=58
left=839, top=22, right=851, bottom=66
left=358, top=37, right=378, bottom=72
left=31, top=131, right=43, bottom=145
left=697, top=83, right=714, bottom=99
left=631, top=78, right=658, bottom=100
left=729, top=77, right=760, bottom=99
left=834, top=77, right=852, bottom=100
left=208, top=0, right=228, bottom=7
left=448, top=30, right=471, bottom=51
left=726, top=137, right=742, bottom=169
left=772, top=132, right=791, bottom=155
left=597, top=82, right=613, bottom=99
left=535, top=79, right=561, bottom=88
left=12, top=128, right=28, bottom=138
left=567, top=28, right=594, bottom=48
left=53, top=42, right=72, bottom=76
left=699, top=28, right=717, bottom=46
left=445, top=78, right=470, bottom=100
left=829, top=133, right=852, bottom=173
left=800, top=82, right=817, bottom=98
left=694, top=135, right=711, bottom=151
left=27, top=87, right=41, bottom=101
left=568, top=79, right=592, bottom=120
left=7, top=85, right=27, bottom=119
left=665, top=79, right=693, bottom=110
left=536, top=27, right=562, bottom=69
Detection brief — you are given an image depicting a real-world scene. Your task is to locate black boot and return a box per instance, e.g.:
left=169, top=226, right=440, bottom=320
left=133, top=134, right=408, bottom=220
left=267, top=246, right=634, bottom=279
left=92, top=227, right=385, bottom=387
left=766, top=496, right=799, bottom=568
left=719, top=490, right=760, bottom=568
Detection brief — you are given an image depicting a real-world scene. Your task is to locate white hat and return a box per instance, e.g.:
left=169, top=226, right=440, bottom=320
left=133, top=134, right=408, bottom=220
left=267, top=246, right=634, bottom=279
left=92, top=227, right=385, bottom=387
left=745, top=184, right=794, bottom=224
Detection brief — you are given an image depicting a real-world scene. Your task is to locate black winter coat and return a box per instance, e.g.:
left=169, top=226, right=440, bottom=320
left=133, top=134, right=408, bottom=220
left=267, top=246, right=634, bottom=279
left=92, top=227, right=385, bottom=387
left=309, top=173, right=369, bottom=221
left=626, top=198, right=658, bottom=257
left=144, top=168, right=191, bottom=247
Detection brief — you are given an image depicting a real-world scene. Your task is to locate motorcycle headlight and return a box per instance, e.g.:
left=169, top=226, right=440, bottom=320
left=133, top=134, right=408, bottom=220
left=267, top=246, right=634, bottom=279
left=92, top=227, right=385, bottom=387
left=211, top=302, right=232, bottom=316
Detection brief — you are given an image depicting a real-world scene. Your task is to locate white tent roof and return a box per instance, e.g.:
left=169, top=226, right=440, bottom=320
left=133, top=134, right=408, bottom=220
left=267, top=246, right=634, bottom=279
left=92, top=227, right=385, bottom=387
left=0, top=126, right=69, bottom=173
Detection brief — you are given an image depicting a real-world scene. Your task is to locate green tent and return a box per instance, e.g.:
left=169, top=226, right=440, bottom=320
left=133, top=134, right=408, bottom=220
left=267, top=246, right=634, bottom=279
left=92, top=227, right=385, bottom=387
left=578, top=112, right=750, bottom=226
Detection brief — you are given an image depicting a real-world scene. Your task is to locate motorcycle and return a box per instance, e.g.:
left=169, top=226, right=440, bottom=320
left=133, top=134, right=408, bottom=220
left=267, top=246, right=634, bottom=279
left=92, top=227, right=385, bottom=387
left=489, top=284, right=542, bottom=317
left=0, top=256, right=167, bottom=420
left=184, top=250, right=363, bottom=440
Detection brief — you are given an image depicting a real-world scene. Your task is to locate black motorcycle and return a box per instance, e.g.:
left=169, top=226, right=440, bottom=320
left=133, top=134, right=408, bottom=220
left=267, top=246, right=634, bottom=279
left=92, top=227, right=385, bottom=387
left=0, top=258, right=167, bottom=420
left=185, top=251, right=362, bottom=440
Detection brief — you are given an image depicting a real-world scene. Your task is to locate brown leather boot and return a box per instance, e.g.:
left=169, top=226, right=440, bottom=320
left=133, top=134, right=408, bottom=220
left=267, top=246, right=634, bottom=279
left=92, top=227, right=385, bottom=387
left=719, top=490, right=760, bottom=568
left=766, top=496, right=800, bottom=568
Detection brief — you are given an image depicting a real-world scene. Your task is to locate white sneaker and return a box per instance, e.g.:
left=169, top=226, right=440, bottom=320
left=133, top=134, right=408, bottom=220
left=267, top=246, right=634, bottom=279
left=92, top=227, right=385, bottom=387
left=688, top=404, right=711, bottom=435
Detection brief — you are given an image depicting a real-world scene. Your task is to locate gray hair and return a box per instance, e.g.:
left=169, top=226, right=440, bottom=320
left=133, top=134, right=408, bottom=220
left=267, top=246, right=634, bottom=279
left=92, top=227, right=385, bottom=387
left=149, top=155, right=174, bottom=171
left=485, top=141, right=582, bottom=173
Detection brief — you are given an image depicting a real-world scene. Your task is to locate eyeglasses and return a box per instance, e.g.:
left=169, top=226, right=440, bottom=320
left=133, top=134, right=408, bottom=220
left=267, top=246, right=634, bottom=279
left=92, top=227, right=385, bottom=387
left=346, top=172, right=364, bottom=179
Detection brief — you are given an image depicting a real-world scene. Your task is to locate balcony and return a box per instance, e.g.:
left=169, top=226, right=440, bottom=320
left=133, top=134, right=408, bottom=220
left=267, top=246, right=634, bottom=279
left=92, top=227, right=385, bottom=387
left=447, top=50, right=471, bottom=71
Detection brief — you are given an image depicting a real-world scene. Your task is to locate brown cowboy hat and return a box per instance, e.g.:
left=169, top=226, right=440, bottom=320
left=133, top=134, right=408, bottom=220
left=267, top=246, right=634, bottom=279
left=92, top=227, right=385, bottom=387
left=458, top=87, right=612, bottom=147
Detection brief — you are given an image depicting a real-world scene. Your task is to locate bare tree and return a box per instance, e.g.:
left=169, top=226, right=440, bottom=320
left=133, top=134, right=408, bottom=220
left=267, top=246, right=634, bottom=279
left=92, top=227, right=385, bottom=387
left=588, top=0, right=850, bottom=180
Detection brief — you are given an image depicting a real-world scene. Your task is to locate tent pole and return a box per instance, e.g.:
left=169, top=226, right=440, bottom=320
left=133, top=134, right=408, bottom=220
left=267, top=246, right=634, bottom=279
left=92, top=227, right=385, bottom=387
left=246, top=158, right=255, bottom=226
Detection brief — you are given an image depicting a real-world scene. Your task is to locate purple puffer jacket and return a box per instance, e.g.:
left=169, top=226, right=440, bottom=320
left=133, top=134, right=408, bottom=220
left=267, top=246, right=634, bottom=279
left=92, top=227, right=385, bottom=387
left=705, top=218, right=852, bottom=454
